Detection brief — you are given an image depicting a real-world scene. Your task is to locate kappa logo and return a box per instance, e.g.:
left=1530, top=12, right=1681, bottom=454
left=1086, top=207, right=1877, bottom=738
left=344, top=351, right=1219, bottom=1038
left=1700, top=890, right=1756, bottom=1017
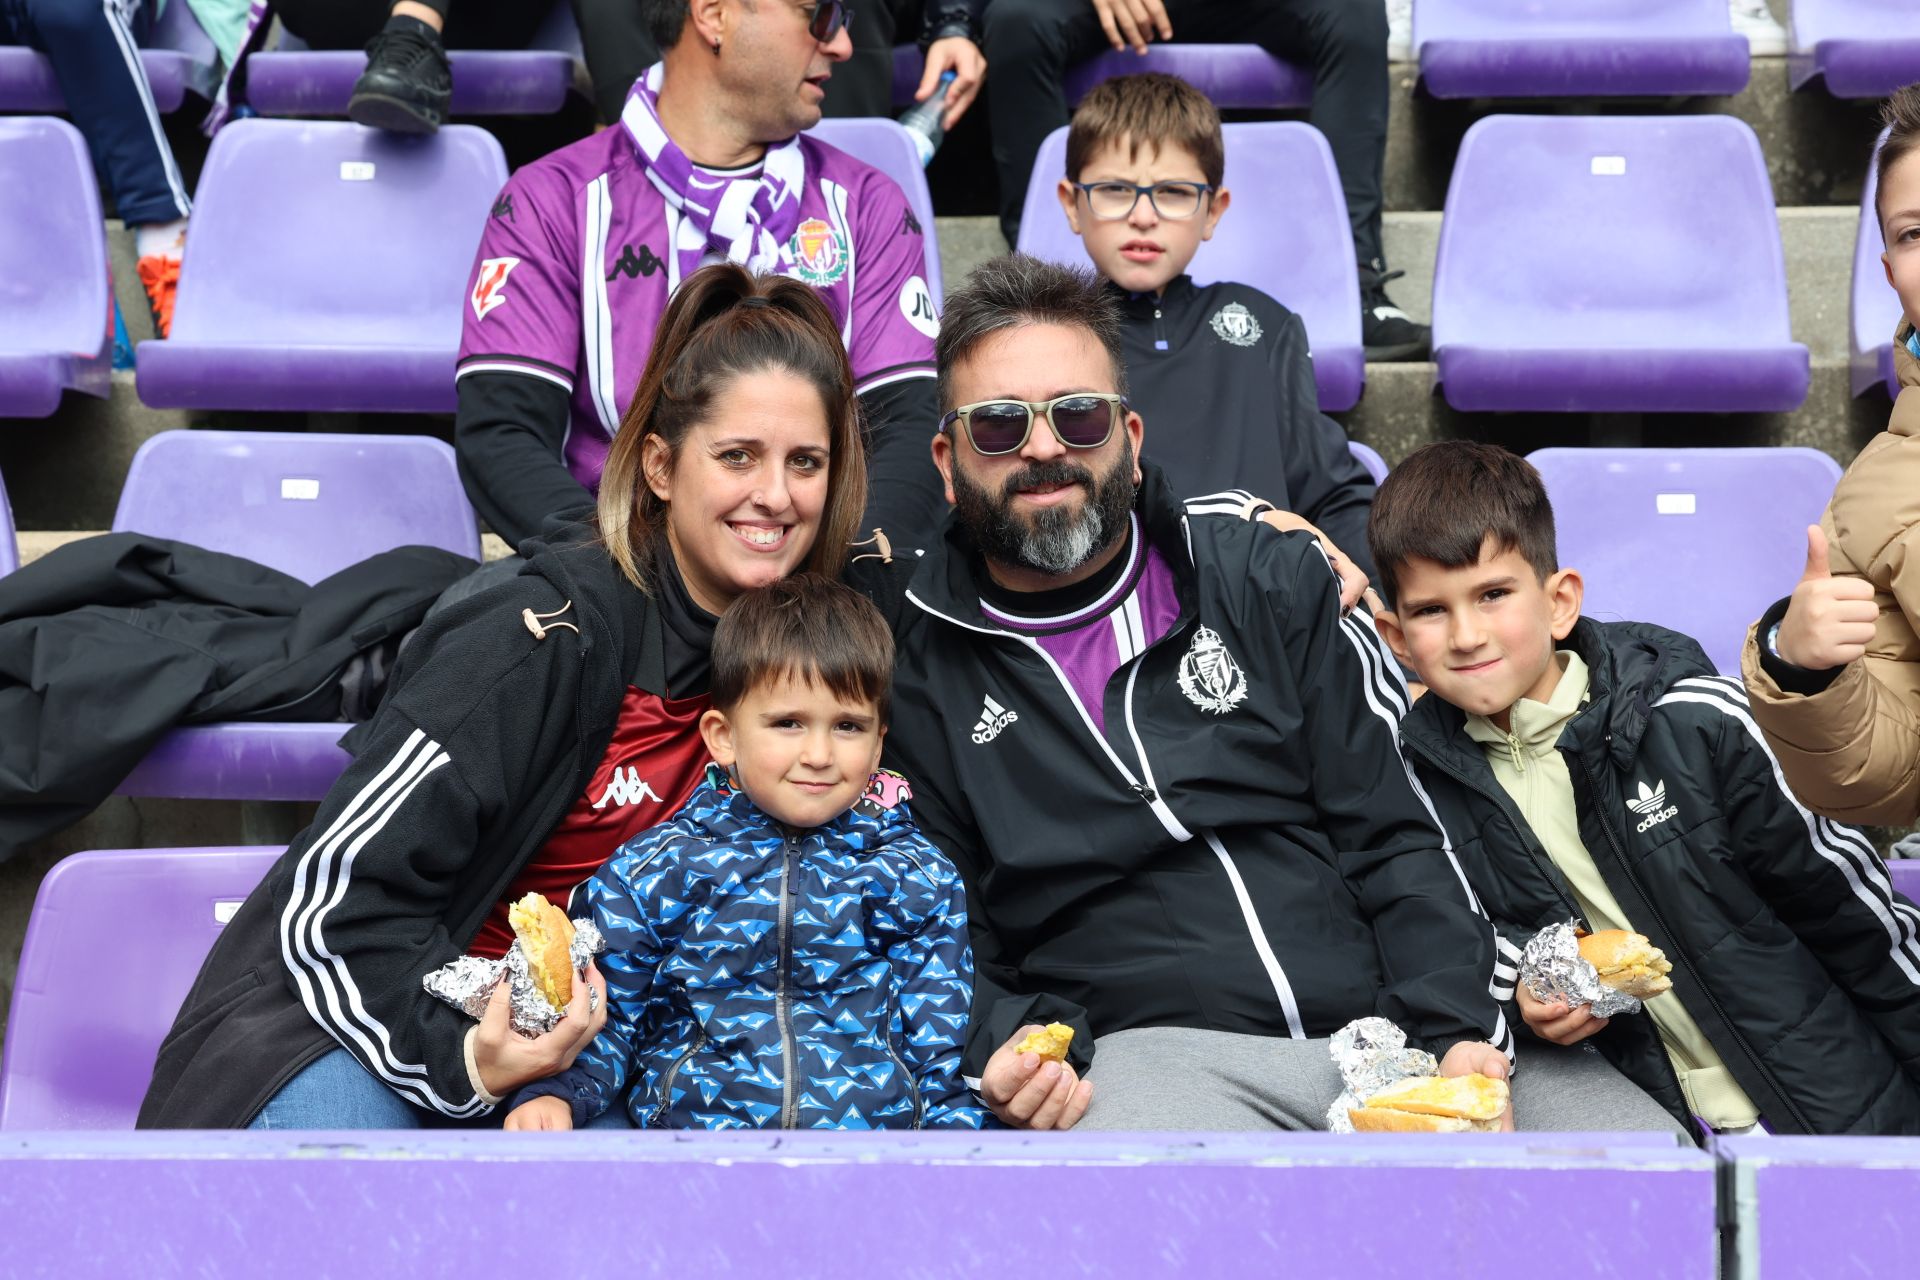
left=1627, top=779, right=1680, bottom=834
left=593, top=765, right=664, bottom=810
left=1177, top=626, right=1248, bottom=715
left=606, top=242, right=665, bottom=282
left=1209, top=302, right=1262, bottom=347
left=971, top=694, right=1018, bottom=745
left=490, top=193, right=515, bottom=222
left=470, top=256, right=520, bottom=321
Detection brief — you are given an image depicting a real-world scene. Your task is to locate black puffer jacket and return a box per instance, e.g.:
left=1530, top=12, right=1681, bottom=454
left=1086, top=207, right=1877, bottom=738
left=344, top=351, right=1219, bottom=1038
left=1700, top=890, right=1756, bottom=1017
left=1399, top=617, right=1920, bottom=1135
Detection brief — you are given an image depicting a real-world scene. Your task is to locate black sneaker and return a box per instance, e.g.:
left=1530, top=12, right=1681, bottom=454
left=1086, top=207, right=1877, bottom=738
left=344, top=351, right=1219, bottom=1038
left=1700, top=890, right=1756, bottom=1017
left=1360, top=266, right=1431, bottom=362
left=348, top=26, right=451, bottom=135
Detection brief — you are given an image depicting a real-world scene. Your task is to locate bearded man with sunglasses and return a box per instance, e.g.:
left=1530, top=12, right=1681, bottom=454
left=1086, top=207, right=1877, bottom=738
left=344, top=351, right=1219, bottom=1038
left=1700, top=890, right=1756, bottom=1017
left=884, top=255, right=1524, bottom=1132
left=454, top=0, right=948, bottom=553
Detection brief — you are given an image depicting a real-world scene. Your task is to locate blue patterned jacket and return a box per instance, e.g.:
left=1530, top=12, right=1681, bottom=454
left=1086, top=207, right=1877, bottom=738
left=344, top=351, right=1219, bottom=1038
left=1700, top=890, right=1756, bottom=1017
left=514, top=764, right=991, bottom=1129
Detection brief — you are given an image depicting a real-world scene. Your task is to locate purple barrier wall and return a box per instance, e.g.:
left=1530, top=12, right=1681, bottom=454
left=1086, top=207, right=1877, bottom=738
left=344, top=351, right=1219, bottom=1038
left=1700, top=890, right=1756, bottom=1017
left=1719, top=1135, right=1920, bottom=1278
left=2, top=1131, right=1713, bottom=1277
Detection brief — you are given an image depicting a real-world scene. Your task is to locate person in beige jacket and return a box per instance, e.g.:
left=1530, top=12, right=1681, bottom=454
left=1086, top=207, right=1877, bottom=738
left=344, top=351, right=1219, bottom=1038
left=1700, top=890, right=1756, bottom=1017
left=1744, top=87, right=1920, bottom=825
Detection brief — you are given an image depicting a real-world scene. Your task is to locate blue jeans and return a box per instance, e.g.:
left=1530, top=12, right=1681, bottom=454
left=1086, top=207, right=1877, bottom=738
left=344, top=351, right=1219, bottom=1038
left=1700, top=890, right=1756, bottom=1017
left=248, top=1048, right=424, bottom=1130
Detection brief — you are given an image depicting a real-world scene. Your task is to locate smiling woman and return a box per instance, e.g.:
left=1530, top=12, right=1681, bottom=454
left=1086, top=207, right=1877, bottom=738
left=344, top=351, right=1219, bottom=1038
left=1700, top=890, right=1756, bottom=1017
left=598, top=265, right=865, bottom=610
left=138, top=264, right=888, bottom=1132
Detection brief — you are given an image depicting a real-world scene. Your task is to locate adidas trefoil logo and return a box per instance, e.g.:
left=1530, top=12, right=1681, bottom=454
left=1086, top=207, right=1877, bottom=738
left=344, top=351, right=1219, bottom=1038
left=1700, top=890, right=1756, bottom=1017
left=1626, top=779, right=1679, bottom=834
left=593, top=765, right=663, bottom=810
left=971, top=694, right=1018, bottom=745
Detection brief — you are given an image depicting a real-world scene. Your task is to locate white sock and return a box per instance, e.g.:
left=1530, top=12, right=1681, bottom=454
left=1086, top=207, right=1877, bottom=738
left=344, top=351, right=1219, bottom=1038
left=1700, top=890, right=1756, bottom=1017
left=135, top=218, right=188, bottom=260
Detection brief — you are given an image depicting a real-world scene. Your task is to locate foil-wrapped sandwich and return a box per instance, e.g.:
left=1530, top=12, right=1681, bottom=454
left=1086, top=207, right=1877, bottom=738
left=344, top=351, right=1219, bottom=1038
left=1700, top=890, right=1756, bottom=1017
left=422, top=892, right=603, bottom=1039
left=1348, top=1073, right=1509, bottom=1133
left=1520, top=920, right=1671, bottom=1018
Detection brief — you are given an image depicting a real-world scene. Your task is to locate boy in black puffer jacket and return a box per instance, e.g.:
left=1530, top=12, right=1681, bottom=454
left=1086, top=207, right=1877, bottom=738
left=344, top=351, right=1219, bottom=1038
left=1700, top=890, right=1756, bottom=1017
left=1369, top=441, right=1920, bottom=1137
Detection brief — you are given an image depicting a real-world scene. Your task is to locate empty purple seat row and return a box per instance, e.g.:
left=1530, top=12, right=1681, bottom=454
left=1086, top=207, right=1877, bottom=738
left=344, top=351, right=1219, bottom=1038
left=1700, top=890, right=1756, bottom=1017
left=0, top=0, right=217, bottom=113
left=1434, top=115, right=1807, bottom=415
left=0, top=845, right=281, bottom=1130
left=1717, top=1133, right=1920, bottom=1276
left=1853, top=129, right=1903, bottom=399
left=138, top=119, right=508, bottom=413
left=108, top=429, right=480, bottom=802
left=1892, top=859, right=1920, bottom=901
left=1791, top=0, right=1920, bottom=97
left=1017, top=121, right=1365, bottom=412
left=0, top=117, right=109, bottom=419
left=1531, top=447, right=1841, bottom=676
left=1415, top=0, right=1749, bottom=98
left=890, top=43, right=1310, bottom=111
left=246, top=1, right=579, bottom=118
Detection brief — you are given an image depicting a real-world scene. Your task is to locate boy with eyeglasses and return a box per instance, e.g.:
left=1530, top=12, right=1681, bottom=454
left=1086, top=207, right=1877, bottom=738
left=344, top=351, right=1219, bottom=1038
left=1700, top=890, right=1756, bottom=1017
left=1054, top=73, right=1380, bottom=582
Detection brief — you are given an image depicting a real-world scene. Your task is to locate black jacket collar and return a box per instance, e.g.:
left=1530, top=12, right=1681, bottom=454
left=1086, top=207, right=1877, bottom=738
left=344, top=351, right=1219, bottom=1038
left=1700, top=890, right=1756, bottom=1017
left=1400, top=616, right=1716, bottom=777
left=1105, top=274, right=1197, bottom=319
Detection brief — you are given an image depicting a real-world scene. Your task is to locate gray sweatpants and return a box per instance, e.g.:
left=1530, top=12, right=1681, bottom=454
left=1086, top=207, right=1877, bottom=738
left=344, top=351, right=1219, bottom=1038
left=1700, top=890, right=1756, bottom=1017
left=1076, top=1027, right=1688, bottom=1136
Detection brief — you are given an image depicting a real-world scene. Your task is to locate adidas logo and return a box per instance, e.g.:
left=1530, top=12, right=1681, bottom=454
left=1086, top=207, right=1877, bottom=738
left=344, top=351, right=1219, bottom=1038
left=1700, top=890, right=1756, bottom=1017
left=593, top=765, right=663, bottom=810
left=1626, top=779, right=1679, bottom=834
left=970, top=694, right=1018, bottom=745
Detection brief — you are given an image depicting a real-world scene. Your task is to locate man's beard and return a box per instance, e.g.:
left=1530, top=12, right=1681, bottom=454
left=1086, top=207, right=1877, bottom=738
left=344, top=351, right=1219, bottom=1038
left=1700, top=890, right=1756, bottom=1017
left=951, top=441, right=1138, bottom=577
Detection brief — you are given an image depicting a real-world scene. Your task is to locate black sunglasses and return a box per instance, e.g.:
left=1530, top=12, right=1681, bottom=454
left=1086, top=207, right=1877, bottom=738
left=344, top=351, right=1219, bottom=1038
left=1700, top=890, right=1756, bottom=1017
left=939, top=394, right=1127, bottom=457
left=801, top=0, right=853, bottom=42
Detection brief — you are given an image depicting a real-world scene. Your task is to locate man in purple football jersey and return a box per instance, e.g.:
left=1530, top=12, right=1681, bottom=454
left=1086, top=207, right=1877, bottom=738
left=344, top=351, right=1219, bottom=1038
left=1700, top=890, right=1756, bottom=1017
left=455, top=0, right=945, bottom=549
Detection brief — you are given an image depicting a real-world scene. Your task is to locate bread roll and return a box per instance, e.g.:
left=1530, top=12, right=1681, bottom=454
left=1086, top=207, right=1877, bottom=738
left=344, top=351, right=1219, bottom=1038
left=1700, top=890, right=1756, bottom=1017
left=508, top=893, right=576, bottom=1011
left=1015, top=1023, right=1074, bottom=1062
left=1578, top=929, right=1673, bottom=999
left=1347, top=1072, right=1509, bottom=1133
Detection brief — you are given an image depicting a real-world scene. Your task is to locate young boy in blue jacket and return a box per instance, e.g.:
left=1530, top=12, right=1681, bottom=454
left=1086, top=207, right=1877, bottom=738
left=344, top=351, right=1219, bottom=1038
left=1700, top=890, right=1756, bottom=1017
left=506, top=574, right=990, bottom=1130
left=1370, top=442, right=1920, bottom=1136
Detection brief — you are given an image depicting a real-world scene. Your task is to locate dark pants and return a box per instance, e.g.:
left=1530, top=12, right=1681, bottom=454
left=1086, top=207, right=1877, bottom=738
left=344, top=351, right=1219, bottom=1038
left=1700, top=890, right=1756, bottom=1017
left=570, top=0, right=659, bottom=125
left=275, top=0, right=547, bottom=51
left=0, top=0, right=190, bottom=225
left=982, top=0, right=1388, bottom=265
left=820, top=0, right=921, bottom=118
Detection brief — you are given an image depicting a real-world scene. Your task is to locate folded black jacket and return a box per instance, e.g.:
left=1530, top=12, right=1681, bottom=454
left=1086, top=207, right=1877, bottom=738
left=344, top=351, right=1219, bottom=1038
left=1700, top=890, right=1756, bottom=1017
left=0, top=534, right=474, bottom=860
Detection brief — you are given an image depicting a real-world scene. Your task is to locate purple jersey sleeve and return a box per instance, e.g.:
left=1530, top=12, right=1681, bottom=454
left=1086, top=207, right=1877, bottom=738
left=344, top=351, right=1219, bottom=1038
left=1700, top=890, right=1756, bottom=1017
left=456, top=173, right=583, bottom=396
left=846, top=171, right=938, bottom=396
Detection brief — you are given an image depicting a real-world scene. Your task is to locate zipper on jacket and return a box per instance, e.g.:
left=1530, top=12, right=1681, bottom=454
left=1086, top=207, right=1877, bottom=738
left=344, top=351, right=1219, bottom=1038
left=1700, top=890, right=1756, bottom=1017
left=1152, top=304, right=1168, bottom=353
left=648, top=1029, right=706, bottom=1126
left=885, top=1003, right=925, bottom=1129
left=1401, top=734, right=1576, bottom=920
left=905, top=590, right=1191, bottom=842
left=1573, top=751, right=1815, bottom=1135
left=776, top=835, right=800, bottom=1129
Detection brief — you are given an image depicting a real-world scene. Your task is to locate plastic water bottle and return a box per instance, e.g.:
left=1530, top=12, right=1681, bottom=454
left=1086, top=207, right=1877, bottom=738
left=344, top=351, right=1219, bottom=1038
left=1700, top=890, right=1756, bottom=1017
left=900, top=70, right=956, bottom=167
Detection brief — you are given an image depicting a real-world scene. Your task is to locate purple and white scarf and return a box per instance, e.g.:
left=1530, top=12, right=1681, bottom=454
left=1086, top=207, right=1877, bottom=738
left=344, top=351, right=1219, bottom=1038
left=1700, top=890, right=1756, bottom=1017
left=620, top=62, right=808, bottom=284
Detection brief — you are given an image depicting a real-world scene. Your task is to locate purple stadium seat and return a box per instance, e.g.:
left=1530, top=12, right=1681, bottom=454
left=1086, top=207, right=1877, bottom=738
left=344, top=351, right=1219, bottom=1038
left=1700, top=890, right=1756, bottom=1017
left=136, top=120, right=507, bottom=413
left=1790, top=0, right=1920, bottom=97
left=1017, top=122, right=1364, bottom=412
left=1528, top=447, right=1841, bottom=676
left=1892, top=859, right=1920, bottom=902
left=0, top=0, right=217, bottom=112
left=246, top=2, right=577, bottom=118
left=109, top=430, right=480, bottom=801
left=1718, top=1135, right=1920, bottom=1277
left=1064, top=45, right=1312, bottom=109
left=0, top=117, right=108, bottom=418
left=1349, top=441, right=1388, bottom=485
left=1415, top=0, right=1749, bottom=98
left=1854, top=129, right=1903, bottom=399
left=1433, top=116, right=1808, bottom=414
left=808, top=118, right=942, bottom=298
left=0, top=469, right=16, bottom=577
left=0, top=846, right=280, bottom=1130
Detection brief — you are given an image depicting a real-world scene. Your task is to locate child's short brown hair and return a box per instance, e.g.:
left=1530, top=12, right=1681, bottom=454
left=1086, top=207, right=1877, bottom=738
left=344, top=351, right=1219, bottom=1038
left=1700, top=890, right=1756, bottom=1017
left=709, top=574, right=894, bottom=721
left=1066, top=73, right=1224, bottom=189
left=1879, top=83, right=1920, bottom=240
left=1367, top=442, right=1560, bottom=609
